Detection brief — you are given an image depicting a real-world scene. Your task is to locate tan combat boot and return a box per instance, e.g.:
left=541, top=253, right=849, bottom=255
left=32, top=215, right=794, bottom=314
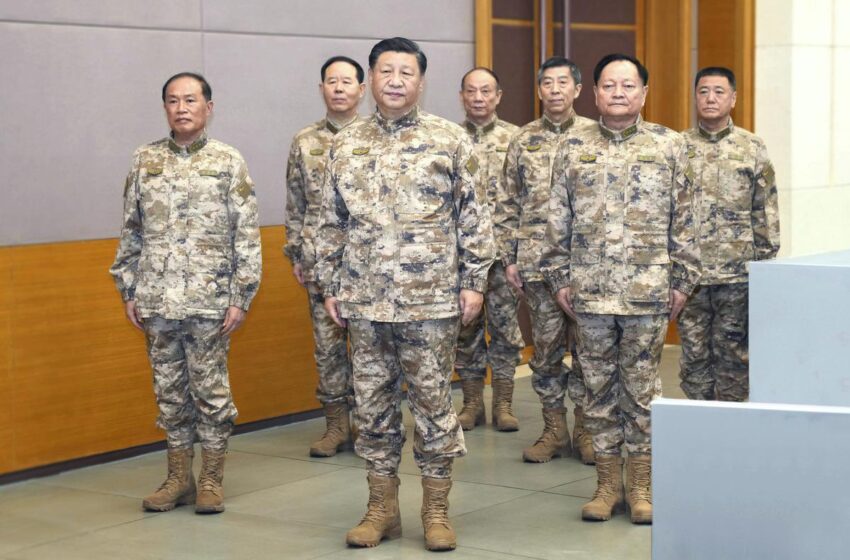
left=572, top=406, right=595, bottom=465
left=581, top=455, right=625, bottom=521
left=421, top=477, right=456, bottom=551
left=346, top=473, right=402, bottom=547
left=491, top=378, right=520, bottom=432
left=142, top=448, right=196, bottom=511
left=456, top=378, right=485, bottom=431
left=195, top=449, right=226, bottom=514
left=310, top=402, right=352, bottom=457
left=522, top=407, right=571, bottom=462
left=626, top=454, right=653, bottom=524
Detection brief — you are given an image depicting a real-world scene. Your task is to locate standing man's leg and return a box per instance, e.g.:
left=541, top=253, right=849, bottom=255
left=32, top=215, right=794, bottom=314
left=306, top=282, right=355, bottom=456
left=185, top=317, right=238, bottom=514
left=712, top=283, right=749, bottom=402
left=398, top=318, right=466, bottom=551
left=142, top=317, right=197, bottom=512
left=677, top=286, right=715, bottom=399
left=455, top=293, right=488, bottom=430
left=618, top=314, right=667, bottom=524
left=485, top=262, right=524, bottom=431
left=575, top=313, right=625, bottom=521
left=346, top=320, right=404, bottom=548
left=566, top=319, right=593, bottom=464
left=522, top=281, right=571, bottom=462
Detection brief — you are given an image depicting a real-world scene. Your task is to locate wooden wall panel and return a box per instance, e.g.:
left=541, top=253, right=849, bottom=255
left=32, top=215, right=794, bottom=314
left=1, top=225, right=317, bottom=476
left=643, top=0, right=692, bottom=131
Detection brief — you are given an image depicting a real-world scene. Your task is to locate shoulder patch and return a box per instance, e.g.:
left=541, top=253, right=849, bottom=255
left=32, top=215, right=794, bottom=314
left=465, top=155, right=479, bottom=175
left=352, top=147, right=370, bottom=156
left=637, top=154, right=656, bottom=163
left=496, top=146, right=508, bottom=153
left=309, top=148, right=324, bottom=156
left=687, top=149, right=696, bottom=159
left=762, top=163, right=776, bottom=185
left=526, top=144, right=541, bottom=152
left=234, top=177, right=254, bottom=204
left=198, top=169, right=220, bottom=177
left=145, top=167, right=163, bottom=176
left=579, top=154, right=597, bottom=163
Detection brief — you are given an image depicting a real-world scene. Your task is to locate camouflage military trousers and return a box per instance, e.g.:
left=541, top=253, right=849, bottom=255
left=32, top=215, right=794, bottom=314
left=677, top=283, right=749, bottom=401
left=455, top=262, right=524, bottom=381
left=306, top=282, right=353, bottom=404
left=143, top=316, right=238, bottom=451
left=525, top=281, right=586, bottom=409
left=348, top=318, right=466, bottom=479
left=575, top=313, right=667, bottom=456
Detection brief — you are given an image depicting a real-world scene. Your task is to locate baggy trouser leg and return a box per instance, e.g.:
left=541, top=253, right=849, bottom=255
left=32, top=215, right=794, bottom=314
left=677, top=287, right=716, bottom=400
left=712, top=283, right=750, bottom=402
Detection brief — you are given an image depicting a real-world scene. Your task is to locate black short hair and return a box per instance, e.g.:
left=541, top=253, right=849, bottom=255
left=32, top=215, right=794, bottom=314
left=162, top=72, right=211, bottom=102
left=368, top=37, right=427, bottom=75
left=593, top=54, right=649, bottom=86
left=460, top=67, right=502, bottom=90
left=694, top=66, right=737, bottom=91
left=321, top=56, right=365, bottom=84
left=537, top=56, right=582, bottom=86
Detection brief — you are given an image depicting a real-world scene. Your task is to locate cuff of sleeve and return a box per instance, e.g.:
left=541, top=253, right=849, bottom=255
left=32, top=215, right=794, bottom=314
left=670, top=278, right=695, bottom=297
left=460, top=276, right=488, bottom=293
left=545, top=271, right=570, bottom=293
left=229, top=294, right=251, bottom=311
left=321, top=282, right=339, bottom=298
left=122, top=287, right=136, bottom=302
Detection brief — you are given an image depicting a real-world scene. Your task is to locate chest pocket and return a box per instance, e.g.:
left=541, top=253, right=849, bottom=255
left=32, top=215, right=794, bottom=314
left=396, top=153, right=453, bottom=216
left=717, top=158, right=754, bottom=211
left=189, top=169, right=231, bottom=234
left=338, top=155, right=378, bottom=216
left=569, top=157, right=605, bottom=222
left=139, top=166, right=171, bottom=235
left=303, top=153, right=328, bottom=209
left=625, top=155, right=671, bottom=223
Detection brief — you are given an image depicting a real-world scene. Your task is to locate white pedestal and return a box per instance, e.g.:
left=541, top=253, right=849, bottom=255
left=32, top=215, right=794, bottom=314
left=750, top=250, right=850, bottom=406
left=653, top=398, right=850, bottom=560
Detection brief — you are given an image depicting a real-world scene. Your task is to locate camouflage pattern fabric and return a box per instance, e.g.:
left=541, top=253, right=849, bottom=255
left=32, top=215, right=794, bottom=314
left=678, top=283, right=749, bottom=401
left=455, top=261, right=523, bottom=381
left=349, top=318, right=465, bottom=479
left=314, top=107, right=495, bottom=321
left=682, top=120, right=780, bottom=285
left=144, top=315, right=237, bottom=451
left=524, top=281, right=586, bottom=408
left=495, top=112, right=594, bottom=281
left=455, top=116, right=523, bottom=382
left=284, top=117, right=362, bottom=282
left=110, top=133, right=262, bottom=319
left=542, top=117, right=701, bottom=315
left=575, top=313, right=667, bottom=456
left=306, top=281, right=353, bottom=404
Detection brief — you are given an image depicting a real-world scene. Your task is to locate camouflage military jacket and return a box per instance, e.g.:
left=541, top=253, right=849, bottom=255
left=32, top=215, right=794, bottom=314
left=314, top=107, right=496, bottom=322
left=683, top=120, right=780, bottom=284
left=110, top=134, right=262, bottom=320
left=496, top=112, right=594, bottom=281
left=542, top=117, right=701, bottom=315
left=284, top=116, right=361, bottom=282
left=461, top=115, right=517, bottom=227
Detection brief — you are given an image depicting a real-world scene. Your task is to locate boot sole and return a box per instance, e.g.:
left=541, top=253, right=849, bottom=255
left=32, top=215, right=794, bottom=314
left=346, top=525, right=402, bottom=547
left=142, top=492, right=196, bottom=512
left=425, top=542, right=457, bottom=551
left=495, top=423, right=519, bottom=432
left=195, top=504, right=225, bottom=514
left=309, top=440, right=355, bottom=457
left=582, top=502, right=625, bottom=522
left=522, top=448, right=570, bottom=463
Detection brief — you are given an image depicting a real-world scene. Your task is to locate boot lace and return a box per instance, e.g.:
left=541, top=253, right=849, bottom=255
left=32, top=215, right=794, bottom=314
left=630, top=460, right=652, bottom=502
left=591, top=461, right=620, bottom=501
left=422, top=485, right=450, bottom=528
left=360, top=484, right=388, bottom=525
left=156, top=453, right=187, bottom=493
left=199, top=453, right=224, bottom=496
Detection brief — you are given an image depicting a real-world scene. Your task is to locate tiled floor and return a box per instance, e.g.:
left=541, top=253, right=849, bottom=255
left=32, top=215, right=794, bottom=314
left=0, top=346, right=686, bottom=560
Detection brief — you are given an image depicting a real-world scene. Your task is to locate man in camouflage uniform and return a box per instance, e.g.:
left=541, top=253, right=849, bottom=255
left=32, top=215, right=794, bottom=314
left=542, top=54, right=700, bottom=524
left=454, top=66, right=524, bottom=432
left=496, top=56, right=595, bottom=464
left=678, top=67, right=780, bottom=402
left=315, top=38, right=494, bottom=551
left=110, top=73, right=261, bottom=515
left=284, top=56, right=365, bottom=456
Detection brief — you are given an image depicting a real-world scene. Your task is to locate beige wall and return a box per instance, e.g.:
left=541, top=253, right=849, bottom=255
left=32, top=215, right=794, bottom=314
left=0, top=0, right=475, bottom=246
left=755, top=0, right=850, bottom=257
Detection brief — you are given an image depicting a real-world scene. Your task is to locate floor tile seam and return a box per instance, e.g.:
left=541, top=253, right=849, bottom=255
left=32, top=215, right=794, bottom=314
left=539, top=473, right=598, bottom=492
left=225, top=464, right=368, bottom=499
left=0, top=481, right=145, bottom=505
left=449, top=488, right=548, bottom=521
